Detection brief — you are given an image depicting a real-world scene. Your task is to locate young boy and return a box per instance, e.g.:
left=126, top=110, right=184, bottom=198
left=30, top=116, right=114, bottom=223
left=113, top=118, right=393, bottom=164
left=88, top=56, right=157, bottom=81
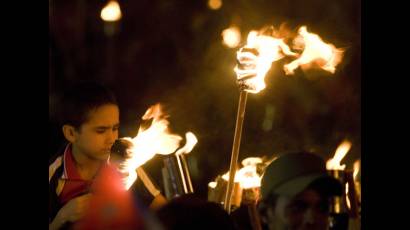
left=49, top=82, right=166, bottom=229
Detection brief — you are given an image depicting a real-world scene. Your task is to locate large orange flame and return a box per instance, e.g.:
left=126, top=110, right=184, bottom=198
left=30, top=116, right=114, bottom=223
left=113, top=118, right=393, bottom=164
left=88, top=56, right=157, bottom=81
left=234, top=29, right=297, bottom=94
left=120, top=104, right=182, bottom=189
left=283, top=26, right=344, bottom=75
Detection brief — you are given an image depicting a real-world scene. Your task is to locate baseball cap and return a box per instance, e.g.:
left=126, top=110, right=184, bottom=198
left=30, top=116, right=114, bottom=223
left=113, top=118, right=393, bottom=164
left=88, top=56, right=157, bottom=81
left=261, top=152, right=342, bottom=198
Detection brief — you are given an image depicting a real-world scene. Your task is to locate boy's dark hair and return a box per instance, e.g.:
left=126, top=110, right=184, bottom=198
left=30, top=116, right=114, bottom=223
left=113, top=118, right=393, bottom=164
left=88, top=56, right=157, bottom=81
left=58, top=81, right=117, bottom=129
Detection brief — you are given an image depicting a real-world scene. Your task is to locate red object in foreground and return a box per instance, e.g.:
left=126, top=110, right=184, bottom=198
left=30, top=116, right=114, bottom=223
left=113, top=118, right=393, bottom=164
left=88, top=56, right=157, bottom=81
left=74, top=164, right=143, bottom=230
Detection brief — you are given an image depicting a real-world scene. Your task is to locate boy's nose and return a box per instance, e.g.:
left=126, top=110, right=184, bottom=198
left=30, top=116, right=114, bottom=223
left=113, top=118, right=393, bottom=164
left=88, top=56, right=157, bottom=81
left=106, top=131, right=118, bottom=145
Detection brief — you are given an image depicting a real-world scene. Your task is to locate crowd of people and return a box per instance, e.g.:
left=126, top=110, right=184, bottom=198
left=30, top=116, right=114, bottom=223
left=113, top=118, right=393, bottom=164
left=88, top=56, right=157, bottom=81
left=49, top=81, right=360, bottom=230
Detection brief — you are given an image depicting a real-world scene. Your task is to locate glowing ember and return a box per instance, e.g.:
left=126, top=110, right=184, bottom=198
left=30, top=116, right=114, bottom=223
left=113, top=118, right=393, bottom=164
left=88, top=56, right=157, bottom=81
left=284, top=26, right=344, bottom=75
left=100, top=1, right=122, bottom=22
left=326, top=140, right=352, bottom=170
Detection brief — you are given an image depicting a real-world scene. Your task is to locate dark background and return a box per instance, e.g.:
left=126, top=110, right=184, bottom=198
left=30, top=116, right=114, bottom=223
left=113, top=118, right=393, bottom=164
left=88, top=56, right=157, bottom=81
left=49, top=0, right=360, bottom=198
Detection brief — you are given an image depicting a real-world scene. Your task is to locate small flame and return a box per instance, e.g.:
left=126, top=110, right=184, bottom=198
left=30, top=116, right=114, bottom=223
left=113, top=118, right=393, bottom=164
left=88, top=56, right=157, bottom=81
left=208, top=181, right=217, bottom=188
left=221, top=157, right=263, bottom=189
left=101, top=1, right=122, bottom=22
left=222, top=26, right=241, bottom=48
left=175, top=132, right=198, bottom=155
left=326, top=140, right=352, bottom=170
left=222, top=171, right=238, bottom=182
left=121, top=104, right=182, bottom=189
left=283, top=26, right=344, bottom=75
left=236, top=166, right=261, bottom=189
left=238, top=157, right=263, bottom=189
left=235, top=30, right=297, bottom=94
left=353, top=159, right=360, bottom=181
left=241, top=157, right=263, bottom=167
left=345, top=182, right=351, bottom=209
left=208, top=0, right=222, bottom=10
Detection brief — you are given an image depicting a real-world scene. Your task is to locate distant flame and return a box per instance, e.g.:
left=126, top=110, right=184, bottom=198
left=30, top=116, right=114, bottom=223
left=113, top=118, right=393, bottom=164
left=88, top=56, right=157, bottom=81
left=284, top=26, right=344, bottom=75
left=120, top=104, right=182, bottom=189
left=222, top=171, right=238, bottom=182
left=241, top=157, right=263, bottom=167
left=221, top=157, right=263, bottom=189
left=353, top=159, right=360, bottom=181
left=235, top=30, right=297, bottom=94
left=175, top=132, right=198, bottom=155
left=101, top=1, right=122, bottom=22
left=345, top=182, right=351, bottom=209
left=236, top=166, right=261, bottom=189
left=326, top=140, right=352, bottom=170
left=208, top=181, right=217, bottom=189
left=208, top=0, right=222, bottom=10
left=222, top=26, right=241, bottom=48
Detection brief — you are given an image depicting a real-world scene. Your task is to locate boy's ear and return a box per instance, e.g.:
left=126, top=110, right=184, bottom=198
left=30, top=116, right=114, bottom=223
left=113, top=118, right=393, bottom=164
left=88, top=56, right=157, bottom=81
left=62, top=125, right=76, bottom=143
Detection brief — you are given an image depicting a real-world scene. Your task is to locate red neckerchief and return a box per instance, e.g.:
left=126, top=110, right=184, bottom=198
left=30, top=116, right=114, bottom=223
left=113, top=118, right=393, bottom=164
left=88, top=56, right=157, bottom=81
left=59, top=144, right=108, bottom=205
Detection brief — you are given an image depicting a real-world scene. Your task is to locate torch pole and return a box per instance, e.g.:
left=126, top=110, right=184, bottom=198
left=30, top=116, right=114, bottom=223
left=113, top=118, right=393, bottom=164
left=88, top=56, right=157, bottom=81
left=180, top=154, right=194, bottom=193
left=248, top=202, right=262, bottom=230
left=175, top=154, right=189, bottom=193
left=224, top=90, right=248, bottom=213
left=243, top=187, right=262, bottom=230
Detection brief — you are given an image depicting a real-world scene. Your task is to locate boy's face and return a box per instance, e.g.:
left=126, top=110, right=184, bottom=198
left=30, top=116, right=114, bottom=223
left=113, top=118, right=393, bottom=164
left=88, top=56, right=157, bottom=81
left=73, top=104, right=120, bottom=161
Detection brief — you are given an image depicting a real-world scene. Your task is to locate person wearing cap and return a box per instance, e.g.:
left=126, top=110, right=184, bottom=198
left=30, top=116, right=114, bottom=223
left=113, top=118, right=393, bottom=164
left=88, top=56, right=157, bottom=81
left=258, top=151, right=343, bottom=230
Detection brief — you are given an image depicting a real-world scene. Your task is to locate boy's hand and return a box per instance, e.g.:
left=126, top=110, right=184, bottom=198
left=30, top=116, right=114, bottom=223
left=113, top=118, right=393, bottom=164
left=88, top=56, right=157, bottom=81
left=55, top=193, right=92, bottom=224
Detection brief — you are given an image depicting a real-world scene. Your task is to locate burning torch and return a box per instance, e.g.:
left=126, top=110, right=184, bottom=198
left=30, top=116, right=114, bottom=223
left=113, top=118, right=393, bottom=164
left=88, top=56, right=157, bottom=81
left=209, top=156, right=271, bottom=229
left=224, top=25, right=345, bottom=213
left=162, top=132, right=198, bottom=199
left=237, top=157, right=265, bottom=230
left=326, top=140, right=360, bottom=229
left=224, top=29, right=296, bottom=213
left=115, top=104, right=183, bottom=191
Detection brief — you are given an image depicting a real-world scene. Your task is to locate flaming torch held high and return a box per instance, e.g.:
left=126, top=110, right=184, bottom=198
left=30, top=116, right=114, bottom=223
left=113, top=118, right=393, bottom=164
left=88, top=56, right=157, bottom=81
left=224, top=29, right=295, bottom=213
left=224, top=25, right=345, bottom=213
